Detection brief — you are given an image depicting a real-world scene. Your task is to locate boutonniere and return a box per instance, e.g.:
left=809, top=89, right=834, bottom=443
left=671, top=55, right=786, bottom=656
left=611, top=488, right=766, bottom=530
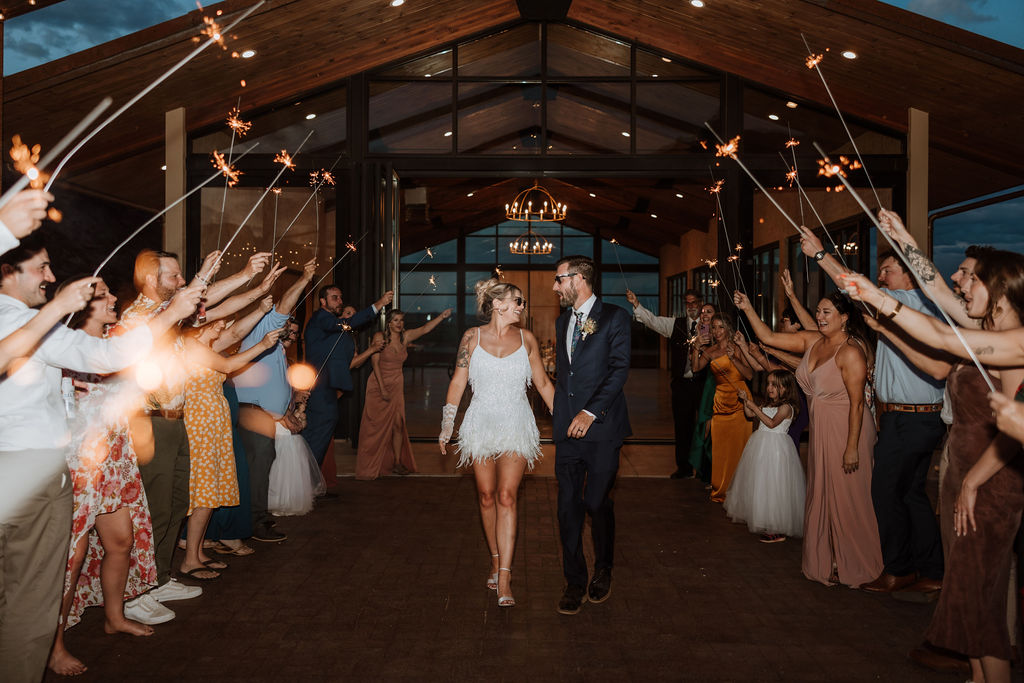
left=581, top=317, right=598, bottom=339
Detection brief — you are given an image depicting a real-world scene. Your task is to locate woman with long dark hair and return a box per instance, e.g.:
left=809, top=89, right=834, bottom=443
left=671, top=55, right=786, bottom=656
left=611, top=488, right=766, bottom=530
left=355, top=307, right=451, bottom=480
left=735, top=289, right=882, bottom=587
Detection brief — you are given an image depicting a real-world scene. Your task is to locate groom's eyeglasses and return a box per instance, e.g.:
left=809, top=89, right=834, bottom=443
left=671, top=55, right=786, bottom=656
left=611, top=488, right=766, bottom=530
left=554, top=272, right=578, bottom=283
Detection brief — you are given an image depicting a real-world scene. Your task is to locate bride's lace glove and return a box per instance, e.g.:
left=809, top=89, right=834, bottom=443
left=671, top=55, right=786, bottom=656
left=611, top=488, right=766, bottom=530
left=439, top=403, right=458, bottom=444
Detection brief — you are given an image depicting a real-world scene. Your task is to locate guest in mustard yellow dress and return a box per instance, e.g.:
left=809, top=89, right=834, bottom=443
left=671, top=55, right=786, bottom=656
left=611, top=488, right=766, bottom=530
left=691, top=313, right=753, bottom=502
left=180, top=320, right=283, bottom=580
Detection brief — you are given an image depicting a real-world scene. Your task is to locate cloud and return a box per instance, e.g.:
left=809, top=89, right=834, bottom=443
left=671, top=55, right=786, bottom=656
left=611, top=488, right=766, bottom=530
left=907, top=0, right=996, bottom=24
left=4, top=0, right=198, bottom=74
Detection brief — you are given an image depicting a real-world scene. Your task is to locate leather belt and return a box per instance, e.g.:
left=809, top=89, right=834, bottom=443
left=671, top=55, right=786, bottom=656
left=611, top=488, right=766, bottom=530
left=880, top=402, right=943, bottom=414
left=145, top=408, right=184, bottom=420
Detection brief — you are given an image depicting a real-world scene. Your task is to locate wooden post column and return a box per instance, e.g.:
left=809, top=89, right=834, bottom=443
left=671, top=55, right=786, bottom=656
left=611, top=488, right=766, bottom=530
left=906, top=107, right=929, bottom=253
left=164, top=107, right=186, bottom=256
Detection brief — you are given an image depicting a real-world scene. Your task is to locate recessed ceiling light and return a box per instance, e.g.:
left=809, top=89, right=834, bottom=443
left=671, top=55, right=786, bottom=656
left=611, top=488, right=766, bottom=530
left=676, top=193, right=684, bottom=199
left=305, top=113, right=317, bottom=120
left=650, top=213, right=658, bottom=218
left=661, top=57, right=671, bottom=63
left=768, top=114, right=779, bottom=121
left=690, top=0, right=704, bottom=7
left=842, top=50, right=857, bottom=59
left=424, top=73, right=431, bottom=78
left=651, top=74, right=659, bottom=78
left=161, top=165, right=167, bottom=171
left=241, top=49, right=256, bottom=59
left=589, top=193, right=596, bottom=198
left=443, top=131, right=452, bottom=137
left=785, top=101, right=798, bottom=109
left=466, top=192, right=474, bottom=197
left=621, top=131, right=630, bottom=137
left=390, top=0, right=404, bottom=6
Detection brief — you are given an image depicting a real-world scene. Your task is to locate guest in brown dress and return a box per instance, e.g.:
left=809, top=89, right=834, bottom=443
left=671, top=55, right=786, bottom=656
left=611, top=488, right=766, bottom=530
left=843, top=250, right=1024, bottom=683
left=355, top=308, right=451, bottom=480
left=736, top=290, right=882, bottom=587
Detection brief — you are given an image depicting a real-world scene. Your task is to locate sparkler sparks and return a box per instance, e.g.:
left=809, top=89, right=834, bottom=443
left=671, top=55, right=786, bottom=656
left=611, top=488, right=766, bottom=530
left=274, top=150, right=296, bottom=171
left=714, top=136, right=741, bottom=158
left=9, top=136, right=47, bottom=189
left=345, top=241, right=357, bottom=252
left=226, top=107, right=252, bottom=136
left=785, top=167, right=798, bottom=186
left=785, top=138, right=800, bottom=149
left=211, top=149, right=242, bottom=186
left=708, top=179, right=725, bottom=194
left=805, top=53, right=824, bottom=69
left=309, top=169, right=337, bottom=186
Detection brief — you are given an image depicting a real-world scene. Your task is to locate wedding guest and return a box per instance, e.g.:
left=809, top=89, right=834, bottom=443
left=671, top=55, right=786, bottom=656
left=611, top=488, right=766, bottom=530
left=625, top=287, right=705, bottom=478
left=691, top=312, right=753, bottom=502
left=356, top=307, right=451, bottom=479
left=0, top=236, right=200, bottom=682
left=688, top=303, right=717, bottom=483
left=48, top=279, right=160, bottom=675
left=735, top=289, right=882, bottom=587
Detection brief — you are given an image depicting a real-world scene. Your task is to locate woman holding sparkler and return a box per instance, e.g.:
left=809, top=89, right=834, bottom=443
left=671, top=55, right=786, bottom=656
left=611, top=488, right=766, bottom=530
left=690, top=312, right=753, bottom=502
left=688, top=303, right=717, bottom=484
left=355, top=307, right=451, bottom=480
left=439, top=279, right=554, bottom=608
left=842, top=251, right=1024, bottom=683
left=735, top=289, right=881, bottom=588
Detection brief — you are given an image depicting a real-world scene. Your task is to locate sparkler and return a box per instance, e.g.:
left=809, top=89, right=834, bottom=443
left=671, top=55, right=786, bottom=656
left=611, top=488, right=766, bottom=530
left=0, top=97, right=112, bottom=212
left=800, top=34, right=881, bottom=207
left=784, top=125, right=810, bottom=284
left=45, top=1, right=266, bottom=191
left=812, top=141, right=996, bottom=393
left=288, top=232, right=368, bottom=316
left=217, top=99, right=247, bottom=251
left=214, top=129, right=314, bottom=273
left=211, top=150, right=242, bottom=186
left=269, top=165, right=341, bottom=255
left=608, top=238, right=629, bottom=290
left=398, top=247, right=435, bottom=286
left=706, top=170, right=751, bottom=306
left=406, top=274, right=439, bottom=311
left=776, top=151, right=848, bottom=268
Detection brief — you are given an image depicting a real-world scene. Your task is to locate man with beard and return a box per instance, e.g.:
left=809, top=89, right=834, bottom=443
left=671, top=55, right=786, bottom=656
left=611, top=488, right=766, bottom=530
left=551, top=255, right=631, bottom=615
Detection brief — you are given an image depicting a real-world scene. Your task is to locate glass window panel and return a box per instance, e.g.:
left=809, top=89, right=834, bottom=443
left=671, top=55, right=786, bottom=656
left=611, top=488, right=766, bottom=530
left=602, top=240, right=658, bottom=264
left=500, top=245, right=531, bottom=265
left=547, top=83, right=631, bottom=154
left=636, top=82, right=720, bottom=154
left=636, top=50, right=717, bottom=79
left=528, top=249, right=560, bottom=266
left=498, top=221, right=525, bottom=235
left=528, top=223, right=562, bottom=235
left=464, top=270, right=493, bottom=290
left=403, top=294, right=457, bottom=315
left=458, top=24, right=541, bottom=78
left=562, top=225, right=589, bottom=237
left=401, top=238, right=457, bottom=263
left=465, top=236, right=497, bottom=262
left=742, top=86, right=903, bottom=155
left=602, top=271, right=658, bottom=295
left=467, top=225, right=496, bottom=237
left=458, top=83, right=543, bottom=154
left=369, top=82, right=452, bottom=153
left=562, top=236, right=593, bottom=258
left=547, top=24, right=630, bottom=78
left=375, top=49, right=452, bottom=78
left=399, top=271, right=456, bottom=295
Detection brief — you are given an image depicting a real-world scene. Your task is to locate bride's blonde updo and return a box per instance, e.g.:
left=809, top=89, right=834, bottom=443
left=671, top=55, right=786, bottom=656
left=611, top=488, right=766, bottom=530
left=475, top=278, right=521, bottom=319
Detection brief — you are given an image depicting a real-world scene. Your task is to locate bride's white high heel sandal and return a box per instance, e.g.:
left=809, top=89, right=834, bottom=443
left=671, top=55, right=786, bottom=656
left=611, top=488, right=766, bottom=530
left=487, top=553, right=499, bottom=591
left=497, top=568, right=515, bottom=607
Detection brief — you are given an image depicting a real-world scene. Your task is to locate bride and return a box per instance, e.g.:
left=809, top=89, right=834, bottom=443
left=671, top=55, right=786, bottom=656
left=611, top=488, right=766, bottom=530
left=439, top=278, right=554, bottom=608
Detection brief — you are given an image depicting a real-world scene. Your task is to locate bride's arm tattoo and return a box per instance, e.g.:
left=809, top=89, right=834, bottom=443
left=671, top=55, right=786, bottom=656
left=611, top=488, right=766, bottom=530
left=904, top=244, right=938, bottom=287
left=456, top=329, right=473, bottom=368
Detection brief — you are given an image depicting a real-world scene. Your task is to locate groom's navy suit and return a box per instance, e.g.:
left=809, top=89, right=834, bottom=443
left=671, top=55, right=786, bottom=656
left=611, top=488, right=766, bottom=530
left=554, top=296, right=631, bottom=588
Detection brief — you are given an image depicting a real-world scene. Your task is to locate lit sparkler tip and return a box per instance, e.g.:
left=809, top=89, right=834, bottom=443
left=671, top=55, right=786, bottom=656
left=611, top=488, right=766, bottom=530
left=345, top=241, right=357, bottom=252
left=714, top=135, right=741, bottom=158
left=609, top=238, right=619, bottom=244
left=211, top=149, right=242, bottom=186
left=805, top=53, right=824, bottom=69
left=271, top=187, right=282, bottom=195
left=708, top=179, right=725, bottom=194
left=9, top=135, right=49, bottom=189
left=785, top=138, right=800, bottom=149
left=274, top=150, right=295, bottom=170
left=226, top=107, right=252, bottom=136
left=426, top=247, right=434, bottom=258
left=785, top=168, right=798, bottom=186
left=735, top=243, right=743, bottom=252
left=428, top=274, right=437, bottom=287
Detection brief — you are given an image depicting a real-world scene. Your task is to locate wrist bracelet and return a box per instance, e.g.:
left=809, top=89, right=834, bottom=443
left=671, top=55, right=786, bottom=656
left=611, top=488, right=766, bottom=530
left=884, top=299, right=903, bottom=319
left=195, top=274, right=210, bottom=286
left=813, top=250, right=826, bottom=262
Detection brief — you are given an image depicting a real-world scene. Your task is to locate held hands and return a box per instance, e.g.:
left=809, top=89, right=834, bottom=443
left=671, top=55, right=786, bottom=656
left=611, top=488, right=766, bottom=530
left=990, top=392, right=1024, bottom=445
left=51, top=276, right=101, bottom=316
left=0, top=189, right=54, bottom=238
left=625, top=289, right=639, bottom=308
left=842, top=446, right=860, bottom=474
left=168, top=283, right=205, bottom=320
left=732, top=290, right=752, bottom=311
left=243, top=252, right=272, bottom=279
left=567, top=410, right=595, bottom=439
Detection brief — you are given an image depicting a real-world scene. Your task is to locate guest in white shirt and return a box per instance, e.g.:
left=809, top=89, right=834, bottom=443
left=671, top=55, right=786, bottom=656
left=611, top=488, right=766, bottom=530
left=0, top=236, right=202, bottom=683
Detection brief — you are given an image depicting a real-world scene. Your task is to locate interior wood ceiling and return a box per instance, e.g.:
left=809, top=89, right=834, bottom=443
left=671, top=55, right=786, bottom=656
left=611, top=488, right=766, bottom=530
left=3, top=0, right=1022, bottom=255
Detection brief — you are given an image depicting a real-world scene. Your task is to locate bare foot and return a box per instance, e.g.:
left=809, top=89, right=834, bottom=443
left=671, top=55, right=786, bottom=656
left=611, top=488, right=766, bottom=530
left=104, top=616, right=155, bottom=636
left=48, top=646, right=87, bottom=676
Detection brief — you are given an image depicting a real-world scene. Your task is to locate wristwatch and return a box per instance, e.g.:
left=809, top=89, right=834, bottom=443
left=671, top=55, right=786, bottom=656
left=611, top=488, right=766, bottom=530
left=813, top=250, right=827, bottom=262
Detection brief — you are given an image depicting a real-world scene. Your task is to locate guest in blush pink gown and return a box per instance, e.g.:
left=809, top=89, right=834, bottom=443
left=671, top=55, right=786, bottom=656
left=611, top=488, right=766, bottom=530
left=355, top=308, right=451, bottom=480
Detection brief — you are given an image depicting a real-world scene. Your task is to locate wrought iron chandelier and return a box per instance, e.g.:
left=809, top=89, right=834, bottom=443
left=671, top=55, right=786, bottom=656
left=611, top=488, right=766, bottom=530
left=506, top=181, right=564, bottom=255
left=508, top=222, right=554, bottom=256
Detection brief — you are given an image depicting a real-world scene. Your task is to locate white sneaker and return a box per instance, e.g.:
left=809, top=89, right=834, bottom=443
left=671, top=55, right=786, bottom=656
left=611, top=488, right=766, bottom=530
left=149, top=578, right=202, bottom=603
left=123, top=594, right=175, bottom=625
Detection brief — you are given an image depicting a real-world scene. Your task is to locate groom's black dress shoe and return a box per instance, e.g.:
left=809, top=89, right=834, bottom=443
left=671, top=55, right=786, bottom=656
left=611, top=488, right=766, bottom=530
left=588, top=568, right=612, bottom=604
left=557, top=585, right=587, bottom=615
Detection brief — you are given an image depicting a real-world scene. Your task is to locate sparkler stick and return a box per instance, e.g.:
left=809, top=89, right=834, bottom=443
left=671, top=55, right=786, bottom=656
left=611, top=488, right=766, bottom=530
left=608, top=239, right=629, bottom=290
left=800, top=33, right=881, bottom=208
left=45, top=1, right=266, bottom=192
left=269, top=170, right=337, bottom=254
left=707, top=170, right=749, bottom=299
left=288, top=232, right=368, bottom=316
left=217, top=99, right=247, bottom=251
left=704, top=123, right=808, bottom=240
left=776, top=151, right=848, bottom=268
left=269, top=188, right=281, bottom=270
left=812, top=141, right=997, bottom=393
left=312, top=322, right=353, bottom=384
left=398, top=248, right=435, bottom=286
left=0, top=97, right=112, bottom=211
left=214, top=130, right=314, bottom=273
left=405, top=274, right=438, bottom=310
left=785, top=128, right=810, bottom=284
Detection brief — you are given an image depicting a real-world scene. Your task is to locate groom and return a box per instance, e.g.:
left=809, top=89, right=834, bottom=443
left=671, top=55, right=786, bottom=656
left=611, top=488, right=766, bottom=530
left=552, top=255, right=632, bottom=615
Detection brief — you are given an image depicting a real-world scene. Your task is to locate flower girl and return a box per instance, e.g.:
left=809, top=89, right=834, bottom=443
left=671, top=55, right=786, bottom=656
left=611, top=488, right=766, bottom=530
left=724, top=369, right=806, bottom=543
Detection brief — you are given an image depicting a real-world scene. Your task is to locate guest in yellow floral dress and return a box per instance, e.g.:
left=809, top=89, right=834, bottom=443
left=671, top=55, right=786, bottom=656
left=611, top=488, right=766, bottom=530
left=180, top=319, right=282, bottom=580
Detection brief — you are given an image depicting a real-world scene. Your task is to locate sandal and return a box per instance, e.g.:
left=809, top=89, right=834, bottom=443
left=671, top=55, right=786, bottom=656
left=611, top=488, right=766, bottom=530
left=497, top=568, right=514, bottom=607
left=487, top=553, right=499, bottom=591
left=214, top=542, right=255, bottom=557
left=201, top=559, right=228, bottom=570
left=182, top=567, right=220, bottom=581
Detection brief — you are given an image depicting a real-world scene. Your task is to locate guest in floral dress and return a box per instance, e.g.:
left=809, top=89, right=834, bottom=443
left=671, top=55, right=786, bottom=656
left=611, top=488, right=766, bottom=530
left=180, top=319, right=282, bottom=580
left=48, top=280, right=158, bottom=676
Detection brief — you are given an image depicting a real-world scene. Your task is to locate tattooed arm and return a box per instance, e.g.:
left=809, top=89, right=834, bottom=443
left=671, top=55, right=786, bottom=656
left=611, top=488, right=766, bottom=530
left=878, top=209, right=976, bottom=328
left=439, top=328, right=477, bottom=454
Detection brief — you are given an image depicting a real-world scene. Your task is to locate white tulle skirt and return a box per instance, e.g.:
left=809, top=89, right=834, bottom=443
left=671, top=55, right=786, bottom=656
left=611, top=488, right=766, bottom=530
left=723, top=430, right=806, bottom=537
left=269, top=423, right=326, bottom=516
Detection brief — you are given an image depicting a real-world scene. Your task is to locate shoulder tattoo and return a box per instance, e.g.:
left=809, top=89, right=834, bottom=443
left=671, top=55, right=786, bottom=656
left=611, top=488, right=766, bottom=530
left=456, top=330, right=473, bottom=368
